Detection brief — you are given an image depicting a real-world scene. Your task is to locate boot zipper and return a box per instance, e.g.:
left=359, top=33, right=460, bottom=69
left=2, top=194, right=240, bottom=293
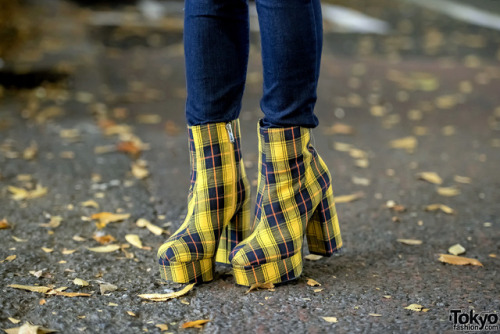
left=226, top=122, right=235, bottom=143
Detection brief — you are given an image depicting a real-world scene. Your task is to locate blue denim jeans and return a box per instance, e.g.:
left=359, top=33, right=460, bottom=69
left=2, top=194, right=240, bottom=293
left=184, top=0, right=322, bottom=128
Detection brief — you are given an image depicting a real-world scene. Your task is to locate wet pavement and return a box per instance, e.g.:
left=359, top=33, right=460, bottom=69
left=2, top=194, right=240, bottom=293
left=0, top=0, right=499, bottom=333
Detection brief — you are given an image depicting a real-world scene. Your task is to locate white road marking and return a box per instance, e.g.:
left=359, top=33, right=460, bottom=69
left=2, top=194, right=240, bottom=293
left=405, top=0, right=500, bottom=31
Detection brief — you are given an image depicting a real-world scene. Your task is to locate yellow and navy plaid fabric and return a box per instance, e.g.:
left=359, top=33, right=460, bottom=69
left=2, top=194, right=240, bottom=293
left=230, top=123, right=342, bottom=286
left=157, top=119, right=250, bottom=283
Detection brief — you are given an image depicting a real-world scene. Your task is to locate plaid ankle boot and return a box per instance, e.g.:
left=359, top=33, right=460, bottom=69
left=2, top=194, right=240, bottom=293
left=157, top=119, right=250, bottom=283
left=230, top=122, right=343, bottom=286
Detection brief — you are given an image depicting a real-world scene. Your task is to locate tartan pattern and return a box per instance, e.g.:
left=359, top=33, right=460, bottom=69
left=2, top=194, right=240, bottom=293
left=157, top=119, right=251, bottom=283
left=230, top=123, right=342, bottom=286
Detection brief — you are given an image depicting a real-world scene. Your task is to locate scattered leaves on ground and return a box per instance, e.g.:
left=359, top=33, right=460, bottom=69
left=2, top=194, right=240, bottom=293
left=424, top=204, right=456, bottom=215
left=4, top=322, right=57, bottom=334
left=8, top=184, right=48, bottom=200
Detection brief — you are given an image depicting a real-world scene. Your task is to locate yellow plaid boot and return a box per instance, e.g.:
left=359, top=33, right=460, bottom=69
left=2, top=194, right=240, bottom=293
left=157, top=119, right=251, bottom=283
left=230, top=122, right=343, bottom=286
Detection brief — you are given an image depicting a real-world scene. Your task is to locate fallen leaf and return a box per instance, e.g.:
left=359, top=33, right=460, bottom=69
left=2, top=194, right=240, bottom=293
left=304, top=254, right=323, bottom=261
left=321, top=317, right=338, bottom=323
left=1, top=255, right=17, bottom=263
left=8, top=184, right=48, bottom=200
left=416, top=172, right=443, bottom=185
left=383, top=295, right=392, bottom=299
left=117, top=141, right=141, bottom=157
left=438, top=254, right=482, bottom=266
left=405, top=304, right=424, bottom=312
left=313, top=288, right=324, bottom=293
left=8, top=284, right=52, bottom=294
left=131, top=160, right=149, bottom=179
left=100, top=283, right=118, bottom=295
left=389, top=136, right=417, bottom=153
left=181, top=319, right=210, bottom=329
left=108, top=303, right=118, bottom=307
left=335, top=192, right=364, bottom=203
left=41, top=247, right=54, bottom=253
left=307, top=278, right=321, bottom=287
left=448, top=244, right=466, bottom=256
left=397, top=239, right=422, bottom=245
left=138, top=283, right=195, bottom=301
left=155, top=324, right=169, bottom=331
left=424, top=204, right=456, bottom=215
left=94, top=145, right=116, bottom=154
left=127, top=311, right=136, bottom=317
left=125, top=234, right=143, bottom=249
left=369, top=313, right=382, bottom=317
left=0, top=218, right=11, bottom=229
left=92, top=234, right=116, bottom=244
left=437, top=186, right=461, bottom=197
left=137, top=114, right=161, bottom=124
left=8, top=318, right=21, bottom=324
left=325, top=123, right=355, bottom=135
left=81, top=200, right=99, bottom=209
left=87, top=244, right=121, bottom=253
left=453, top=175, right=471, bottom=184
left=245, top=282, right=275, bottom=294
left=55, top=292, right=92, bottom=297
left=61, top=248, right=77, bottom=255
left=136, top=218, right=165, bottom=235
left=4, top=322, right=57, bottom=334
left=91, top=212, right=130, bottom=229
left=23, top=142, right=38, bottom=160
left=73, top=278, right=89, bottom=287
left=12, top=236, right=28, bottom=242
left=40, top=216, right=62, bottom=228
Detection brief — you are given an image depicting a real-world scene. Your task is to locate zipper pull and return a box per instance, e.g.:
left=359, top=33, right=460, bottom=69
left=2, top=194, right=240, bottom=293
left=226, top=122, right=235, bottom=143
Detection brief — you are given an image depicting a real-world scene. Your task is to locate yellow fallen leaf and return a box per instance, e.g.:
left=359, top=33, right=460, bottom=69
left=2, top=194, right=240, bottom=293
left=369, top=313, right=382, bottom=317
left=87, top=244, right=121, bottom=253
left=136, top=219, right=165, bottom=235
left=245, top=282, right=275, bottom=294
left=100, top=283, right=118, bottom=295
left=92, top=234, right=116, bottom=244
left=41, top=247, right=54, bottom=253
left=61, top=248, right=77, bottom=255
left=389, top=136, right=417, bottom=153
left=127, top=311, right=136, bottom=317
left=131, top=161, right=149, bottom=179
left=489, top=253, right=497, bottom=258
left=137, top=114, right=161, bottom=124
left=425, top=204, right=456, bottom=215
left=81, top=200, right=99, bottom=208
left=4, top=322, right=57, bottom=334
left=108, top=302, right=118, bottom=307
left=91, top=212, right=130, bottom=229
left=335, top=192, right=364, bottom=203
left=383, top=295, right=392, bottom=299
left=125, top=234, right=143, bottom=249
left=12, top=236, right=28, bottom=242
left=405, top=304, right=424, bottom=311
left=73, top=235, right=86, bottom=242
left=55, top=291, right=92, bottom=297
left=397, top=239, right=422, bottom=245
left=453, top=175, right=471, bottom=184
left=8, top=184, right=48, bottom=200
left=438, top=254, right=483, bottom=266
left=0, top=218, right=11, bottom=229
left=322, top=317, right=338, bottom=323
left=155, top=324, right=168, bottom=331
left=181, top=319, right=210, bottom=329
left=73, top=278, right=89, bottom=287
left=332, top=142, right=353, bottom=152
left=307, top=278, right=321, bottom=287
left=416, top=172, right=443, bottom=185
left=8, top=284, right=52, bottom=294
left=437, top=186, right=461, bottom=197
left=40, top=216, right=62, bottom=228
left=8, top=317, right=21, bottom=324
left=138, top=283, right=195, bottom=301
left=1, top=255, right=17, bottom=263
left=448, top=244, right=466, bottom=256
left=23, top=142, right=38, bottom=160
left=304, top=254, right=323, bottom=261
left=324, top=123, right=355, bottom=135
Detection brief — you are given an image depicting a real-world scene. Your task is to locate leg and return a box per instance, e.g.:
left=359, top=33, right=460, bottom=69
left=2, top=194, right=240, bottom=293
left=255, top=0, right=323, bottom=128
left=184, top=0, right=250, bottom=125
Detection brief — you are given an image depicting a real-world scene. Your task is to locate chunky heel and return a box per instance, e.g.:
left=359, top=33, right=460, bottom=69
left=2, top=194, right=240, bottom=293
left=306, top=184, right=343, bottom=256
left=159, top=258, right=215, bottom=284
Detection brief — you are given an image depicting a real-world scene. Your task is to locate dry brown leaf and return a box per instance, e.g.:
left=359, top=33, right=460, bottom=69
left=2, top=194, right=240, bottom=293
left=138, top=283, right=195, bottom=301
left=8, top=284, right=52, bottom=294
left=397, top=239, right=422, bottom=245
left=155, top=324, right=169, bottom=331
left=73, top=278, right=89, bottom=287
left=304, top=254, right=323, bottom=261
left=416, top=172, right=443, bottom=185
left=437, top=186, right=461, bottom=197
left=81, top=200, right=99, bottom=209
left=181, top=319, right=210, bottom=329
left=8, top=184, right=48, bottom=200
left=4, top=322, right=57, bottom=334
left=448, top=244, right=466, bottom=256
left=245, top=282, right=275, bottom=294
left=0, top=218, right=11, bottom=229
left=40, top=216, right=62, bottom=228
left=100, top=283, right=118, bottom=295
left=92, top=234, right=116, bottom=244
left=1, top=255, right=17, bottom=263
left=335, top=192, right=364, bottom=203
left=307, top=278, right=321, bottom=287
left=322, top=317, right=338, bottom=323
left=404, top=304, right=424, bottom=311
left=117, top=141, right=141, bottom=157
left=425, top=204, right=456, bottom=215
left=87, top=244, right=121, bottom=253
left=438, top=254, right=483, bottom=266
left=91, top=212, right=130, bottom=229
left=389, top=136, right=417, bottom=153
left=125, top=234, right=143, bottom=249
